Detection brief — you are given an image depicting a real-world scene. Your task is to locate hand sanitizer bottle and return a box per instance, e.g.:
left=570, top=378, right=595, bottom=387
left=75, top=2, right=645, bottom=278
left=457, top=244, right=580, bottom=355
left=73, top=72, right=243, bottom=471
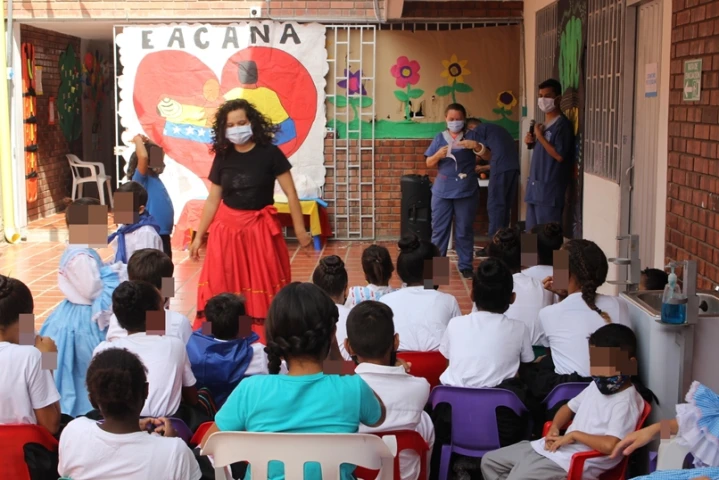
left=661, top=265, right=687, bottom=325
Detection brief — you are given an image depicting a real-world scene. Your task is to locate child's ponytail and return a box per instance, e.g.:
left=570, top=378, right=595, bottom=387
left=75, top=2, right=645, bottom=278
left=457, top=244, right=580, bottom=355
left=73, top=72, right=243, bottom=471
left=566, top=239, right=611, bottom=323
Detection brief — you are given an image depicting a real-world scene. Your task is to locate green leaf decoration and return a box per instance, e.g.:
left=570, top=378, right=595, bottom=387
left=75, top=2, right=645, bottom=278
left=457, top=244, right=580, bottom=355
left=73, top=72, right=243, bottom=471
left=328, top=96, right=348, bottom=108
left=435, top=85, right=452, bottom=97
left=407, top=88, right=424, bottom=99
left=492, top=107, right=506, bottom=115
left=394, top=90, right=410, bottom=102
left=360, top=96, right=373, bottom=108
left=454, top=83, right=473, bottom=93
left=559, top=16, right=582, bottom=91
left=58, top=44, right=82, bottom=143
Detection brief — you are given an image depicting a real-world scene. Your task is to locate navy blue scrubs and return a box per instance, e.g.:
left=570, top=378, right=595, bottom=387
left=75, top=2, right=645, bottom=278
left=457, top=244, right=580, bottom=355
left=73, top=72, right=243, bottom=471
left=524, top=115, right=574, bottom=231
left=425, top=131, right=479, bottom=272
left=471, top=123, right=520, bottom=237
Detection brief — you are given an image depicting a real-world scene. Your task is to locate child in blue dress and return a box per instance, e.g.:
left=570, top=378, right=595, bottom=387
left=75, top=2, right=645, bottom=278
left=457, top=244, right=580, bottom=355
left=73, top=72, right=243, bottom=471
left=344, top=245, right=397, bottom=308
left=200, top=282, right=386, bottom=480
left=40, top=198, right=125, bottom=417
left=611, top=381, right=719, bottom=480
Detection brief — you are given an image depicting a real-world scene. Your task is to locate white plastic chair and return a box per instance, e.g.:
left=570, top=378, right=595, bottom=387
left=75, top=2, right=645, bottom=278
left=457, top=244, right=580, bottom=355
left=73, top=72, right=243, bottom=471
left=656, top=437, right=692, bottom=470
left=201, top=432, right=398, bottom=480
left=66, top=154, right=114, bottom=208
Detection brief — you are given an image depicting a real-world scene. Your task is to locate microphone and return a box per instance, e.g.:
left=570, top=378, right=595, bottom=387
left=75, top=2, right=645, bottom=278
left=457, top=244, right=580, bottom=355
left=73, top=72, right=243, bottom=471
left=528, top=120, right=536, bottom=150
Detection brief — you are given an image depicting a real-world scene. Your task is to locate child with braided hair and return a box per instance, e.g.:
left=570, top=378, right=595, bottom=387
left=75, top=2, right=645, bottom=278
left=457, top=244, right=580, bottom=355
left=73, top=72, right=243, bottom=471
left=201, top=282, right=386, bottom=480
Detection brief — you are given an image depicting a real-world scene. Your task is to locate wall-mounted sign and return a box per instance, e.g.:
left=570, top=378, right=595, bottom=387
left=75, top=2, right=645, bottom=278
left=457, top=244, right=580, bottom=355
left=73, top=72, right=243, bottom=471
left=683, top=59, right=702, bottom=102
left=645, top=63, right=657, bottom=98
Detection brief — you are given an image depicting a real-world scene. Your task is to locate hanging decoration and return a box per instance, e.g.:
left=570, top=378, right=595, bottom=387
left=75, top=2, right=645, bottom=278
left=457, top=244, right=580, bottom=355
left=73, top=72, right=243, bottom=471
left=21, top=42, right=38, bottom=203
left=82, top=50, right=111, bottom=135
left=58, top=44, right=83, bottom=143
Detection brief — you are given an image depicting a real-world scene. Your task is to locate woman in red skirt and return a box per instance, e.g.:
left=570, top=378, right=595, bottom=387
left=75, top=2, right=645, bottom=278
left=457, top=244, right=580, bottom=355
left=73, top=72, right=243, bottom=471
left=189, top=99, right=312, bottom=336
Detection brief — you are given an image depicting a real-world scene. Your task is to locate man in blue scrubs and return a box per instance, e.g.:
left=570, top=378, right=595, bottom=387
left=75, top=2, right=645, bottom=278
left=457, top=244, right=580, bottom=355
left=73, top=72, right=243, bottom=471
left=466, top=119, right=519, bottom=257
left=524, top=79, right=574, bottom=231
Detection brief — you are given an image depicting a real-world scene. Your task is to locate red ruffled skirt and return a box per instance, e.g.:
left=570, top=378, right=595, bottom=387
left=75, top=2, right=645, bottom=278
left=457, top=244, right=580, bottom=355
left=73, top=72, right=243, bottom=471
left=194, top=203, right=290, bottom=336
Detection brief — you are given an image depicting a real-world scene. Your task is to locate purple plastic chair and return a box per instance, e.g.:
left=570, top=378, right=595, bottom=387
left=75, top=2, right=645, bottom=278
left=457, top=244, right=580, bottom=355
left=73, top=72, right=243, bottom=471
left=429, top=386, right=530, bottom=480
left=541, top=382, right=590, bottom=410
left=97, top=417, right=193, bottom=444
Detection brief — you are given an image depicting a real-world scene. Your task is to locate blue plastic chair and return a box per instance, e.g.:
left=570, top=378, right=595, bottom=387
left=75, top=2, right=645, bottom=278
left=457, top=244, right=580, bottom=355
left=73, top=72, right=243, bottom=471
left=542, top=382, right=590, bottom=411
left=429, top=386, right=530, bottom=480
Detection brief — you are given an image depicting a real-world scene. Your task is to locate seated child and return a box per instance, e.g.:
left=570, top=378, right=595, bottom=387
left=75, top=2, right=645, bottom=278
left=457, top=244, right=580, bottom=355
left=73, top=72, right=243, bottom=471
left=108, top=181, right=163, bottom=264
left=478, top=227, right=554, bottom=349
left=313, top=255, right=353, bottom=360
left=481, top=323, right=645, bottom=480
left=611, top=381, right=719, bottom=480
left=105, top=248, right=192, bottom=344
left=200, top=282, right=386, bottom=480
left=345, top=245, right=397, bottom=308
left=346, top=301, right=435, bottom=480
left=93, top=281, right=199, bottom=420
left=380, top=233, right=462, bottom=352
left=40, top=198, right=124, bottom=417
left=128, top=134, right=175, bottom=259
left=523, top=223, right=564, bottom=282
left=58, top=348, right=201, bottom=479
left=187, top=293, right=273, bottom=408
left=528, top=239, right=633, bottom=399
left=640, top=268, right=669, bottom=291
left=0, top=275, right=61, bottom=434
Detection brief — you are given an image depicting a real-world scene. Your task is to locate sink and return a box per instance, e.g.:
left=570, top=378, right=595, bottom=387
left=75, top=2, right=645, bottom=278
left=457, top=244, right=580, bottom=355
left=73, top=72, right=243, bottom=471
left=625, top=290, right=719, bottom=317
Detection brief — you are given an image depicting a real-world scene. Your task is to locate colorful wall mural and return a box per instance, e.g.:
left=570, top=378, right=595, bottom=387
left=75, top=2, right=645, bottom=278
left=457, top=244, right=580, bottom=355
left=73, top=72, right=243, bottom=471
left=326, top=26, right=521, bottom=140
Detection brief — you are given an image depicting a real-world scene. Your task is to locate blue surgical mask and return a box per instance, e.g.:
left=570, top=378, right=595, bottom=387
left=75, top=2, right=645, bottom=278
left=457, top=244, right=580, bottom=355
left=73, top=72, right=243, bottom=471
left=592, top=374, right=630, bottom=395
left=447, top=120, right=464, bottom=133
left=226, top=125, right=253, bottom=145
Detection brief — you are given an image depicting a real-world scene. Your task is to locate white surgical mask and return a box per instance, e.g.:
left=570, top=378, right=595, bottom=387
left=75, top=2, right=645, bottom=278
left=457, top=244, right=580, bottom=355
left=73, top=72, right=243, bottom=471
left=447, top=120, right=464, bottom=133
left=226, top=125, right=253, bottom=145
left=538, top=97, right=557, bottom=114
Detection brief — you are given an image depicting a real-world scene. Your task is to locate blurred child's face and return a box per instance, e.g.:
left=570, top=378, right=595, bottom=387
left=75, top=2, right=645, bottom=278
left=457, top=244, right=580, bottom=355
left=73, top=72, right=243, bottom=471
left=67, top=204, right=109, bottom=248
left=589, top=346, right=637, bottom=377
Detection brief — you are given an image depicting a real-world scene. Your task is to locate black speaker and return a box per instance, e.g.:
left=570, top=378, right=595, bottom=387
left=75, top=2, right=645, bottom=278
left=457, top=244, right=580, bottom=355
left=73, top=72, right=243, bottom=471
left=400, top=174, right=432, bottom=242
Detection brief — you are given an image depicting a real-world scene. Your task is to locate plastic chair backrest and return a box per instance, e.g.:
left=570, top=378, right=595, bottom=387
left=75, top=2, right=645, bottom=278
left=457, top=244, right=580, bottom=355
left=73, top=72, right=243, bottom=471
left=169, top=418, right=193, bottom=444
left=396, top=351, right=446, bottom=389
left=429, top=386, right=528, bottom=455
left=201, top=432, right=397, bottom=480
left=656, top=437, right=693, bottom=471
left=190, top=421, right=214, bottom=448
left=0, top=424, right=59, bottom=480
left=354, top=430, right=430, bottom=480
left=542, top=382, right=590, bottom=411
left=66, top=154, right=98, bottom=180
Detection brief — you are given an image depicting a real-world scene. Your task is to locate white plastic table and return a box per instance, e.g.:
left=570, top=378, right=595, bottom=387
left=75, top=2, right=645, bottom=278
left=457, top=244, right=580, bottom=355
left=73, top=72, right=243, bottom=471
left=447, top=178, right=489, bottom=251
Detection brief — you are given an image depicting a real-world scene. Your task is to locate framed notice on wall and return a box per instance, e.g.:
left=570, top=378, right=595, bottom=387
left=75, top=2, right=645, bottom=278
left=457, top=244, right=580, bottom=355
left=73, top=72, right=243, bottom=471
left=48, top=96, right=56, bottom=125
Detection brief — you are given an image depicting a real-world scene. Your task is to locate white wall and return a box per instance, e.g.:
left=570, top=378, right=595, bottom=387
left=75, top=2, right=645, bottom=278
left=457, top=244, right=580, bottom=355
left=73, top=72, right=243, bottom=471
left=584, top=174, right=622, bottom=296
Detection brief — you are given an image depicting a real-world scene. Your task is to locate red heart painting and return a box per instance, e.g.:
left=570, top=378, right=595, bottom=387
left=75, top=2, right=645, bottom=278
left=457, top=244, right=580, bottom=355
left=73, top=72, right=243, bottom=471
left=133, top=47, right=318, bottom=188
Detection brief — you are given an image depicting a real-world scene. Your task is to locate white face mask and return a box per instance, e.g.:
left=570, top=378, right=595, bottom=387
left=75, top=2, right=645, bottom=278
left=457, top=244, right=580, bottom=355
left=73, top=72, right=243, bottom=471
left=226, top=125, right=253, bottom=145
left=447, top=120, right=465, bottom=133
left=538, top=97, right=557, bottom=114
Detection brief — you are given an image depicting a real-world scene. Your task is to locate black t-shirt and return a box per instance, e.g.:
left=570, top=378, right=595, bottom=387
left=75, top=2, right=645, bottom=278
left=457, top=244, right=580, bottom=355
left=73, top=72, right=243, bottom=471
left=208, top=144, right=292, bottom=211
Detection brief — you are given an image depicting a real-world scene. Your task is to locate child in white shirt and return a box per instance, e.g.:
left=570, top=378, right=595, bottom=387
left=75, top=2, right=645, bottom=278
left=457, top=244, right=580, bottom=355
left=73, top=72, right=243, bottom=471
left=58, top=348, right=201, bottom=480
left=93, top=281, right=199, bottom=422
left=105, top=248, right=192, bottom=344
left=345, top=300, right=435, bottom=480
left=522, top=222, right=564, bottom=282
left=0, top=275, right=61, bottom=434
left=481, top=323, right=645, bottom=480
left=345, top=245, right=397, bottom=308
left=380, top=233, right=462, bottom=352
left=313, top=255, right=353, bottom=360
left=108, top=181, right=163, bottom=264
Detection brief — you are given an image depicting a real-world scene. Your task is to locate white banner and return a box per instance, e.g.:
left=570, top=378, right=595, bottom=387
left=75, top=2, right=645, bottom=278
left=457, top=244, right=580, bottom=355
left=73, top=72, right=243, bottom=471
left=115, top=22, right=328, bottom=217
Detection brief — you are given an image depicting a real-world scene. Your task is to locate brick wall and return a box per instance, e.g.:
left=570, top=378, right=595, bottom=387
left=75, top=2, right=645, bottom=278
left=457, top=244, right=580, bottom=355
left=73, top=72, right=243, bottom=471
left=323, top=138, right=491, bottom=240
left=402, top=1, right=523, bottom=19
left=666, top=0, right=719, bottom=290
left=21, top=25, right=81, bottom=220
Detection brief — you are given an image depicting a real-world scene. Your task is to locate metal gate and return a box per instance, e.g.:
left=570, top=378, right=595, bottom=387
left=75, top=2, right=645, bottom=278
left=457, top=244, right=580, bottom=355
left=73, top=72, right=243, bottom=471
left=325, top=25, right=377, bottom=240
left=584, top=0, right=627, bottom=183
left=535, top=3, right=558, bottom=124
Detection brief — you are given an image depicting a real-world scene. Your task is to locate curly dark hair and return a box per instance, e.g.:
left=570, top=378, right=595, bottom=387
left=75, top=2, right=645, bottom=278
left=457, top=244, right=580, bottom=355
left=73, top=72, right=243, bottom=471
left=264, top=282, right=339, bottom=374
left=0, top=275, right=34, bottom=329
left=210, top=99, right=278, bottom=155
left=361, top=245, right=394, bottom=286
left=87, top=348, right=148, bottom=418
left=312, top=255, right=348, bottom=299
left=565, top=239, right=611, bottom=323
left=396, top=232, right=440, bottom=285
left=531, top=222, right=564, bottom=266
left=472, top=258, right=514, bottom=314
left=112, top=280, right=163, bottom=332
left=487, top=227, right=522, bottom=273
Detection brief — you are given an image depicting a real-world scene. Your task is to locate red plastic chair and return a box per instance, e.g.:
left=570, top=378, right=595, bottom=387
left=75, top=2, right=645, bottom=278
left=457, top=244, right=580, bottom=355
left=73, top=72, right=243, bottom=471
left=396, top=351, right=446, bottom=389
left=541, top=400, right=651, bottom=480
left=0, top=424, right=59, bottom=480
left=190, top=421, right=214, bottom=448
left=354, top=430, right=429, bottom=480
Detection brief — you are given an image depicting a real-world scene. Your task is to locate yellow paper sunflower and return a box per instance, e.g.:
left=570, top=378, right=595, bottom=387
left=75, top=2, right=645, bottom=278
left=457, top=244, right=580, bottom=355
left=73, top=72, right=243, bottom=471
left=497, top=91, right=517, bottom=110
left=441, top=54, right=471, bottom=85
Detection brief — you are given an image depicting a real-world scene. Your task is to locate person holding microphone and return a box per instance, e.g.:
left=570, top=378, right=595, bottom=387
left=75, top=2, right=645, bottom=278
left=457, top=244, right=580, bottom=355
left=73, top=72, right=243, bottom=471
left=524, top=79, right=575, bottom=231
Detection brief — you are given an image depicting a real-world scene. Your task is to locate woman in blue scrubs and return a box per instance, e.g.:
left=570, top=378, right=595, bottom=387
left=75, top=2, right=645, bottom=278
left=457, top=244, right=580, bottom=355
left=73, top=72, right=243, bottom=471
left=425, top=103, right=487, bottom=278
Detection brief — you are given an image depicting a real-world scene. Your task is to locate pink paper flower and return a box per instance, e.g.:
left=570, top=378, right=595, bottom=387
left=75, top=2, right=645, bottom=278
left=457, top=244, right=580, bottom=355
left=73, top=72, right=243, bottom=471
left=390, top=56, right=421, bottom=88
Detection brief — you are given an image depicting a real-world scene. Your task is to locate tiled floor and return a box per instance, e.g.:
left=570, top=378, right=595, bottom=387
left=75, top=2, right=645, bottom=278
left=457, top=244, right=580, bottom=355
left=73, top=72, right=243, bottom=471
left=2, top=214, right=477, bottom=331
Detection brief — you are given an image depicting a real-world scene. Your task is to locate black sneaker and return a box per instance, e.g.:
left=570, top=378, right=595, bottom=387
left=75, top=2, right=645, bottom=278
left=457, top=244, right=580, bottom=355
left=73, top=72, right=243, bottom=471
left=460, top=269, right=473, bottom=279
